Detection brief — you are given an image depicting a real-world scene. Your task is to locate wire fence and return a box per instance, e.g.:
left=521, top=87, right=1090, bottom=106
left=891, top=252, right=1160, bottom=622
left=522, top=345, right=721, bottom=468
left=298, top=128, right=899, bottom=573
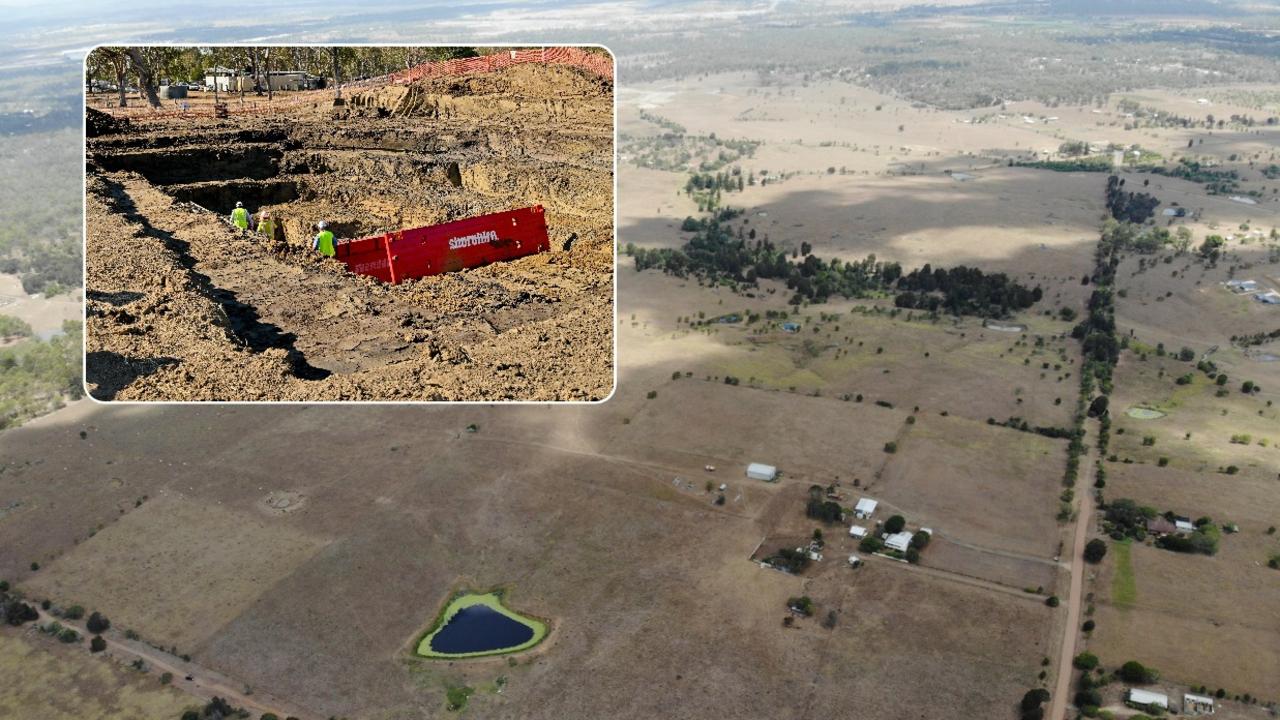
left=94, top=47, right=612, bottom=122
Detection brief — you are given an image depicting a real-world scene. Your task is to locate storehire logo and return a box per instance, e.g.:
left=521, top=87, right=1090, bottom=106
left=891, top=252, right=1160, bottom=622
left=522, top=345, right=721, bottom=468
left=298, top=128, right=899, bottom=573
left=448, top=230, right=499, bottom=250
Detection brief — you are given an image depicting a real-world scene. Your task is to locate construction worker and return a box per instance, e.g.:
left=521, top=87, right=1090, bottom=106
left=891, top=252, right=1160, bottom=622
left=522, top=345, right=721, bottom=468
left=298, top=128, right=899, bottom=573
left=230, top=201, right=250, bottom=230
left=255, top=210, right=276, bottom=240
left=312, top=221, right=336, bottom=257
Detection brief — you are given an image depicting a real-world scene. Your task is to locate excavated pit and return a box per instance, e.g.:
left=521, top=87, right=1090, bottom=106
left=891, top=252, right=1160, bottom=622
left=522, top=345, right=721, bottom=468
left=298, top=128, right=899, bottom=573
left=85, top=64, right=614, bottom=402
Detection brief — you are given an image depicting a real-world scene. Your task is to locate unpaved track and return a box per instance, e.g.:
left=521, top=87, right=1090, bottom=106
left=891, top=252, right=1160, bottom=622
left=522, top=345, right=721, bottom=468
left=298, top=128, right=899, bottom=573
left=1048, top=451, right=1096, bottom=720
left=23, top=607, right=314, bottom=719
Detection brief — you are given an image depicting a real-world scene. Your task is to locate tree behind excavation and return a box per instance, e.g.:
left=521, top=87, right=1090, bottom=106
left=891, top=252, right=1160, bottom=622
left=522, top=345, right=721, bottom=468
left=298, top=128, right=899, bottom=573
left=125, top=48, right=162, bottom=108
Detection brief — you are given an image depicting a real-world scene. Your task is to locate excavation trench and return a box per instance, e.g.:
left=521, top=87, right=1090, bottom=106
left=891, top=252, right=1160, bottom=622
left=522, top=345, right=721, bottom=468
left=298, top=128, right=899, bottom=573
left=85, top=64, right=614, bottom=401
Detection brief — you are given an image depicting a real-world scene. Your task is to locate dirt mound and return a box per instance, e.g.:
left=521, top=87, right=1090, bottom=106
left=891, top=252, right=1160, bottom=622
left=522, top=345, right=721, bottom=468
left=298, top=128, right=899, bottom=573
left=86, top=107, right=130, bottom=137
left=84, top=66, right=614, bottom=402
left=350, top=63, right=612, bottom=120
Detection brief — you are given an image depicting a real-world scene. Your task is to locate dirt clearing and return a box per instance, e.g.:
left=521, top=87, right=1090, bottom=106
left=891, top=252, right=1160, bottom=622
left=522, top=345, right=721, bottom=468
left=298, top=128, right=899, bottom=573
left=85, top=62, right=614, bottom=401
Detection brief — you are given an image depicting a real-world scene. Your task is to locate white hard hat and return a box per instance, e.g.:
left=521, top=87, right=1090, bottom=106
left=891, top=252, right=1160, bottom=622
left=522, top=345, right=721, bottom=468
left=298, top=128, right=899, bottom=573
left=317, top=221, right=328, bottom=229
left=235, top=201, right=243, bottom=207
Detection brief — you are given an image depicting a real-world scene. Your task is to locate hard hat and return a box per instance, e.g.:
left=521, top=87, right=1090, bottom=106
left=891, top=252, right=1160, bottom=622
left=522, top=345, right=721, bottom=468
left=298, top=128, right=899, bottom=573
left=317, top=221, right=328, bottom=229
left=235, top=201, right=243, bottom=207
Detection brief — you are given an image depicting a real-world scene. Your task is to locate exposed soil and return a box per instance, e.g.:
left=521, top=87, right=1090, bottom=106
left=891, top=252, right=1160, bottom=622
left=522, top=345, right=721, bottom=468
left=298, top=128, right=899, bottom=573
left=85, top=64, right=614, bottom=401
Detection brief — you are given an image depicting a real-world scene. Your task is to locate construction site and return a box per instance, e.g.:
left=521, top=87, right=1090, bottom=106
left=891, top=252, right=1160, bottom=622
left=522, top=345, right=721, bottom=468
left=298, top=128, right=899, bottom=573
left=84, top=48, right=615, bottom=402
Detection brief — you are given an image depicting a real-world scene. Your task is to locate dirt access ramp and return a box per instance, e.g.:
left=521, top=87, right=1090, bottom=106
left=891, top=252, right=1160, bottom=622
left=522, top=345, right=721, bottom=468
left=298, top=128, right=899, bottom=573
left=85, top=63, right=614, bottom=401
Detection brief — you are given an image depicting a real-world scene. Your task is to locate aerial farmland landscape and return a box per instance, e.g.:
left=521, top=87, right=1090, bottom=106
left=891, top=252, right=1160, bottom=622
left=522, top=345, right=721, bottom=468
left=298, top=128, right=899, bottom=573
left=1, top=1, right=1279, bottom=719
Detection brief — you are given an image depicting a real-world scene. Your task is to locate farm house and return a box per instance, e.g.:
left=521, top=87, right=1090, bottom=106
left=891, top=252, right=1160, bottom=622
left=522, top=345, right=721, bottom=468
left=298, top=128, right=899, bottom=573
left=746, top=463, right=777, bottom=482
left=884, top=532, right=914, bottom=553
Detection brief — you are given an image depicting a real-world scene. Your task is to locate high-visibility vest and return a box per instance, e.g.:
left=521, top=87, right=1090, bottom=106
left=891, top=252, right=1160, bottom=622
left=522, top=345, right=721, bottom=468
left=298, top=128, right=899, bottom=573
left=315, top=230, right=335, bottom=257
left=257, top=218, right=275, bottom=237
left=231, top=207, right=249, bottom=229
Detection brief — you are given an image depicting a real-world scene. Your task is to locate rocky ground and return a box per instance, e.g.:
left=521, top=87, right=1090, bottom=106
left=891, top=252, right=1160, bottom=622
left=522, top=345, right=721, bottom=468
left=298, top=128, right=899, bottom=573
left=85, top=64, right=614, bottom=401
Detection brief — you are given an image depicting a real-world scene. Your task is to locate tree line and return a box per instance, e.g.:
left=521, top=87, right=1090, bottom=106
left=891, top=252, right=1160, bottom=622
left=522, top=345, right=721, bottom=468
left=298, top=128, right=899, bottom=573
left=85, top=46, right=481, bottom=108
left=632, top=213, right=1040, bottom=318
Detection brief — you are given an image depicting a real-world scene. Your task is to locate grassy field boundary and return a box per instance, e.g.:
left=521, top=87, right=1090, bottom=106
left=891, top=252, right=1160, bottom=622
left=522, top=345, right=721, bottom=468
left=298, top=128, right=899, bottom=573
left=1110, top=539, right=1136, bottom=608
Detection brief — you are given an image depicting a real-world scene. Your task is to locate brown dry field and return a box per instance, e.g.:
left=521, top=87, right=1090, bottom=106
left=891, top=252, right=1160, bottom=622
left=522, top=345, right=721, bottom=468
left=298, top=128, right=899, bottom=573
left=0, top=632, right=193, bottom=720
left=23, top=494, right=328, bottom=651
left=84, top=63, right=614, bottom=401
left=0, top=388, right=1063, bottom=719
left=619, top=270, right=1081, bottom=430
left=1107, top=351, right=1280, bottom=479
left=1087, top=460, right=1280, bottom=698
left=871, top=414, right=1068, bottom=559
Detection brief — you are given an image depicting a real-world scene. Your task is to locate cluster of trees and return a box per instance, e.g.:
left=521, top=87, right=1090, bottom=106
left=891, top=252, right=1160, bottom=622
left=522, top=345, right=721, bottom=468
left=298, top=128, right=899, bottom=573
left=1, top=584, right=39, bottom=627
left=1102, top=498, right=1221, bottom=555
left=764, top=547, right=811, bottom=574
left=0, top=315, right=33, bottom=339
left=86, top=46, right=481, bottom=108
left=1019, top=688, right=1050, bottom=720
left=1231, top=327, right=1280, bottom=348
left=636, top=215, right=1039, bottom=317
left=178, top=697, right=255, bottom=720
left=1014, top=155, right=1113, bottom=173
left=0, top=320, right=84, bottom=430
left=1149, top=158, right=1242, bottom=196
left=1105, top=175, right=1160, bottom=224
left=989, top=416, right=1076, bottom=439
left=894, top=264, right=1042, bottom=318
left=0, top=123, right=81, bottom=296
left=805, top=491, right=844, bottom=524
left=634, top=212, right=903, bottom=305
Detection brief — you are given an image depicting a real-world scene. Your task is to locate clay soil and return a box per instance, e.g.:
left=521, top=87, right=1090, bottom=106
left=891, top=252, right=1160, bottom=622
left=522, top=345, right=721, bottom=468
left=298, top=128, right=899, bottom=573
left=84, top=64, right=614, bottom=401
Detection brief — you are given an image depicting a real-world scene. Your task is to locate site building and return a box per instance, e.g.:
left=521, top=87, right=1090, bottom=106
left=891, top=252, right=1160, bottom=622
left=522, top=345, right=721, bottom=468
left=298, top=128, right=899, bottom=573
left=885, top=531, right=914, bottom=553
left=1183, top=693, right=1215, bottom=715
left=1126, top=689, right=1169, bottom=710
left=854, top=498, right=878, bottom=519
left=849, top=525, right=868, bottom=539
left=746, top=463, right=777, bottom=482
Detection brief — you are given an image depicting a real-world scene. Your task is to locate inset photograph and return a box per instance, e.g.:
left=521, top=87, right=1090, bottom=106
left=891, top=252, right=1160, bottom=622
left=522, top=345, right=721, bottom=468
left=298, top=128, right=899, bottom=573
left=83, top=46, right=614, bottom=402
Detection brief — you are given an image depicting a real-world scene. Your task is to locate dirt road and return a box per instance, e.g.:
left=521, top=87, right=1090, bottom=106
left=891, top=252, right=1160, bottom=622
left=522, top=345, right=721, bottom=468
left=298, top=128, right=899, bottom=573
left=24, top=607, right=313, bottom=719
left=1047, top=455, right=1096, bottom=720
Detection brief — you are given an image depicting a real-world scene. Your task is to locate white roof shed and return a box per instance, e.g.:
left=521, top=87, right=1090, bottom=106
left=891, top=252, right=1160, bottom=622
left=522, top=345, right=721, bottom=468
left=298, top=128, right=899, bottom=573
left=848, top=525, right=868, bottom=538
left=1175, top=519, right=1196, bottom=533
left=1127, top=689, right=1169, bottom=709
left=746, top=463, right=777, bottom=482
left=854, top=498, right=878, bottom=517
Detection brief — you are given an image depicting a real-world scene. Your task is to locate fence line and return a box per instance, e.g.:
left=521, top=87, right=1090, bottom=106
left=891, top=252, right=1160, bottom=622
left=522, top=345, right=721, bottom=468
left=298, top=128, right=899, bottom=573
left=96, top=47, right=612, bottom=121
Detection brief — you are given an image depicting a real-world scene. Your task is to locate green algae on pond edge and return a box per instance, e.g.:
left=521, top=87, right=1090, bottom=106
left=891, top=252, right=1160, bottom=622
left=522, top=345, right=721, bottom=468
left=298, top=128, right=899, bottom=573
left=415, top=591, right=547, bottom=659
left=1126, top=406, right=1166, bottom=420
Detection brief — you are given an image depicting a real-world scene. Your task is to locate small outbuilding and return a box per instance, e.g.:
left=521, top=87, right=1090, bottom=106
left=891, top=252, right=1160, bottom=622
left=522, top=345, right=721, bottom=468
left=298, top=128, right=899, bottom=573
left=1175, top=519, right=1196, bottom=533
left=848, top=525, right=868, bottom=539
left=1127, top=688, right=1169, bottom=710
left=854, top=498, right=878, bottom=519
left=1183, top=693, right=1215, bottom=715
left=884, top=531, right=914, bottom=553
left=746, top=463, right=777, bottom=482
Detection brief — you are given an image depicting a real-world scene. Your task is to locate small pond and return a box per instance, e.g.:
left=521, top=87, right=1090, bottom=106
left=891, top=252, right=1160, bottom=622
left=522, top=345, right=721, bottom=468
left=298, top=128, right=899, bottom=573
left=416, top=592, right=546, bottom=659
left=1126, top=407, right=1166, bottom=420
